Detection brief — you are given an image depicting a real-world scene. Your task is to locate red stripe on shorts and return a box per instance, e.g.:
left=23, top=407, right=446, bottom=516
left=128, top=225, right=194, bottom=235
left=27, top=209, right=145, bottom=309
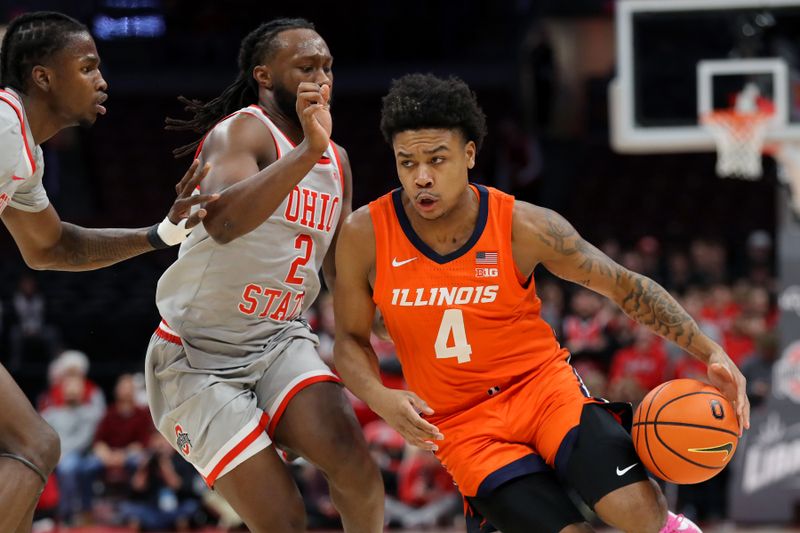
left=267, top=375, right=342, bottom=437
left=203, top=411, right=270, bottom=487
left=154, top=320, right=181, bottom=345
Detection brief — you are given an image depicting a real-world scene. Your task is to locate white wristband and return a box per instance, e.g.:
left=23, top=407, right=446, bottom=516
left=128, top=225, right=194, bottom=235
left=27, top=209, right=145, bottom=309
left=156, top=216, right=192, bottom=246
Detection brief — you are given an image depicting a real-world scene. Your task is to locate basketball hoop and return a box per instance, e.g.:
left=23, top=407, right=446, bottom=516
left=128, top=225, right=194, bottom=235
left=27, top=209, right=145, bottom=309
left=701, top=109, right=774, bottom=180
left=772, top=142, right=800, bottom=220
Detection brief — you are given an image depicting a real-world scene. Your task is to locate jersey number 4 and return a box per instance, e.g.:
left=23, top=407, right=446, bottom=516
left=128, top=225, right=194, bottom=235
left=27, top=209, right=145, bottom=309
left=285, top=234, right=314, bottom=285
left=435, top=309, right=472, bottom=364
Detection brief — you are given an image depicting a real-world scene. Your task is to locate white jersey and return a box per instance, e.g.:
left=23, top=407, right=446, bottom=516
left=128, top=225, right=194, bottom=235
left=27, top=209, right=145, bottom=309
left=156, top=105, right=344, bottom=368
left=0, top=88, right=48, bottom=215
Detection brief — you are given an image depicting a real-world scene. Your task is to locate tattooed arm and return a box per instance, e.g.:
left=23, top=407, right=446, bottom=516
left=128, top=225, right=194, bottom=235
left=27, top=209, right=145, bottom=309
left=512, top=201, right=750, bottom=431
left=3, top=208, right=154, bottom=271
left=1, top=161, right=215, bottom=271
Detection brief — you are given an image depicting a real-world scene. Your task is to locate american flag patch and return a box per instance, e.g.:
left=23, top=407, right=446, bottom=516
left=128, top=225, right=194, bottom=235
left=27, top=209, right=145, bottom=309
left=475, top=251, right=498, bottom=265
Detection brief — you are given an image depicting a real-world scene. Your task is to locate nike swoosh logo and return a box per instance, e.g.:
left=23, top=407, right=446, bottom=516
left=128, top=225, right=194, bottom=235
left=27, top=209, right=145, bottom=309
left=616, top=463, right=638, bottom=476
left=392, top=257, right=418, bottom=267
left=688, top=442, right=734, bottom=461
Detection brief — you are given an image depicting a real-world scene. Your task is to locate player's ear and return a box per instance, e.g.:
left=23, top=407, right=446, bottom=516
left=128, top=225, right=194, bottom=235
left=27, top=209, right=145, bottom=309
left=253, top=65, right=272, bottom=90
left=30, top=65, right=53, bottom=93
left=465, top=140, right=476, bottom=169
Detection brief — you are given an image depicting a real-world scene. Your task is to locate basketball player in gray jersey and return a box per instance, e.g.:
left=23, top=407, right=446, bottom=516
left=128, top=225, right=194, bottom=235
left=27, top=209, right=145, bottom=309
left=147, top=19, right=383, bottom=532
left=0, top=12, right=215, bottom=532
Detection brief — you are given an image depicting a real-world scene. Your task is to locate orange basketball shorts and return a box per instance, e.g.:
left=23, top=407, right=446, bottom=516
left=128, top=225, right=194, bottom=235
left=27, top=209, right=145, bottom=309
left=430, top=359, right=601, bottom=497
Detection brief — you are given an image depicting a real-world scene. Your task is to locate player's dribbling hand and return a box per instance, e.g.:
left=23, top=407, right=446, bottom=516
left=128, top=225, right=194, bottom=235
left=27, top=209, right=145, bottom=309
left=167, top=159, right=220, bottom=228
left=296, top=82, right=332, bottom=155
left=373, top=389, right=444, bottom=452
left=707, top=351, right=750, bottom=436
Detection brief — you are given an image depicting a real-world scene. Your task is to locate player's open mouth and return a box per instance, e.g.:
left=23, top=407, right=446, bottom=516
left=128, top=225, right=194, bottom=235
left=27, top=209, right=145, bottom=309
left=416, top=196, right=438, bottom=211
left=96, top=94, right=108, bottom=115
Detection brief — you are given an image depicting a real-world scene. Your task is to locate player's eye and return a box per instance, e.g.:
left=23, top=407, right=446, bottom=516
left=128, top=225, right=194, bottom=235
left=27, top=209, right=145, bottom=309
left=400, top=160, right=415, bottom=168
left=431, top=156, right=445, bottom=164
left=300, top=66, right=314, bottom=73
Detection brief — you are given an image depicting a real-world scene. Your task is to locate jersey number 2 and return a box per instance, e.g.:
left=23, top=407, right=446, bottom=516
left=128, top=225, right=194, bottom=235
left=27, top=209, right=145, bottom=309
left=285, top=234, right=314, bottom=285
left=435, top=309, right=472, bottom=364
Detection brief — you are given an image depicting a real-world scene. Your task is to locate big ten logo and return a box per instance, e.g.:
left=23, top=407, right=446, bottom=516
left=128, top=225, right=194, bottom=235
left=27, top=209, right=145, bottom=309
left=779, top=285, right=800, bottom=318
left=775, top=340, right=800, bottom=403
left=475, top=267, right=498, bottom=278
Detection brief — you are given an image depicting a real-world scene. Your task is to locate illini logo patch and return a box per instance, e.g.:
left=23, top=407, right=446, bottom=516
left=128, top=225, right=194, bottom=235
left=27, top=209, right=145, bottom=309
left=174, top=424, right=192, bottom=456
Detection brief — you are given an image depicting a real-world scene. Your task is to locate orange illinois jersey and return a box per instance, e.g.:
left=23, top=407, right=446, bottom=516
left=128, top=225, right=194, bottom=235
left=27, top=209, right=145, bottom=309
left=370, top=184, right=579, bottom=418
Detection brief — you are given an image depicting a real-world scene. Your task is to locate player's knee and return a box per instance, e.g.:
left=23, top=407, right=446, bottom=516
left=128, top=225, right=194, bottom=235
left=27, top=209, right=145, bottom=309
left=626, top=497, right=667, bottom=532
left=249, top=498, right=306, bottom=533
left=2, top=419, right=61, bottom=477
left=317, top=423, right=371, bottom=474
left=644, top=480, right=669, bottom=532
left=330, top=435, right=380, bottom=485
left=596, top=480, right=667, bottom=533
left=350, top=451, right=383, bottom=500
left=318, top=427, right=383, bottom=500
left=28, top=421, right=61, bottom=475
left=624, top=480, right=667, bottom=533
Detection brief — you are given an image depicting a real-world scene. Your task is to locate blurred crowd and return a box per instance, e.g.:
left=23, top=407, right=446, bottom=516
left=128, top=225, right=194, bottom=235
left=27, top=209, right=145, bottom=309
left=0, top=230, right=779, bottom=531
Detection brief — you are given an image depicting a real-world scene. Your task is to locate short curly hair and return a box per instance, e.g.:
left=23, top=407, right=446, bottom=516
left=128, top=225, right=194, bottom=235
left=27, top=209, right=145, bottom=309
left=380, top=73, right=487, bottom=152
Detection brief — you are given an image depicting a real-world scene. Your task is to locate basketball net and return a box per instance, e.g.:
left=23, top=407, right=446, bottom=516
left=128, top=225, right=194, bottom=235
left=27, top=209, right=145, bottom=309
left=701, top=83, right=774, bottom=180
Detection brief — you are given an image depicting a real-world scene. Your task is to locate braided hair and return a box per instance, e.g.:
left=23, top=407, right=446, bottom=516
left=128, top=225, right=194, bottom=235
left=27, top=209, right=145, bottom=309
left=0, top=11, right=88, bottom=92
left=166, top=17, right=315, bottom=158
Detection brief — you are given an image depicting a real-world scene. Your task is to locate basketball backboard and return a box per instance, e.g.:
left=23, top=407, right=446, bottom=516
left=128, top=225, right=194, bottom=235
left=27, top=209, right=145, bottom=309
left=610, top=0, right=800, bottom=153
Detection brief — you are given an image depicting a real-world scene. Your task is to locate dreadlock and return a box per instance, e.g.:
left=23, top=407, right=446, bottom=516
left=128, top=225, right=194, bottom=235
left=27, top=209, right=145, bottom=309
left=166, top=17, right=315, bottom=158
left=0, top=11, right=88, bottom=93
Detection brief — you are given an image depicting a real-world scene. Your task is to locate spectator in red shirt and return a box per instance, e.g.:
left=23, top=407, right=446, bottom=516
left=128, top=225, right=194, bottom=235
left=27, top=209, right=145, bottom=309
left=608, top=326, right=668, bottom=404
left=724, top=284, right=774, bottom=365
left=562, top=288, right=611, bottom=369
left=83, top=374, right=154, bottom=503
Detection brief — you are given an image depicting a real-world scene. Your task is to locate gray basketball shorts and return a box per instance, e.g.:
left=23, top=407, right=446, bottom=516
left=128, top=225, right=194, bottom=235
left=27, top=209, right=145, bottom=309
left=145, top=321, right=339, bottom=486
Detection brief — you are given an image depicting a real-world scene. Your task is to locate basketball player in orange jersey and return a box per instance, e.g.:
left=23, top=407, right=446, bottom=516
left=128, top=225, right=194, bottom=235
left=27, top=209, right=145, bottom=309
left=0, top=12, right=215, bottom=532
left=334, top=74, right=750, bottom=533
left=152, top=19, right=383, bottom=532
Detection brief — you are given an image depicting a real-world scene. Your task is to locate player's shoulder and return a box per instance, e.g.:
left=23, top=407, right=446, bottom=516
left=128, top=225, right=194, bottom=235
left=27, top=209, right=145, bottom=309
left=341, top=204, right=375, bottom=240
left=512, top=199, right=553, bottom=228
left=511, top=200, right=577, bottom=245
left=338, top=206, right=377, bottom=269
left=0, top=95, right=22, bottom=129
left=0, top=102, right=25, bottom=157
left=214, top=109, right=273, bottom=138
left=204, top=110, right=275, bottom=155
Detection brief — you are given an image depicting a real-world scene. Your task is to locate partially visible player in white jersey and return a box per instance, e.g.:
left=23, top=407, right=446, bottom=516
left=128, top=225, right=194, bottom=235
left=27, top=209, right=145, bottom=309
left=148, top=18, right=383, bottom=532
left=0, top=11, right=216, bottom=533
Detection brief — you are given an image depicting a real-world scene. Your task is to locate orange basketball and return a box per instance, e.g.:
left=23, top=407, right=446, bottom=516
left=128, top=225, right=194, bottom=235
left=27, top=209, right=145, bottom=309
left=632, top=379, right=739, bottom=484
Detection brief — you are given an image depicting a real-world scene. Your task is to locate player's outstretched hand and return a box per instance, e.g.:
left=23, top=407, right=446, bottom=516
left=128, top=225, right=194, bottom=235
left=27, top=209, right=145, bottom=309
left=373, top=389, right=444, bottom=452
left=167, top=159, right=219, bottom=228
left=707, top=351, right=750, bottom=436
left=296, top=82, right=331, bottom=155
